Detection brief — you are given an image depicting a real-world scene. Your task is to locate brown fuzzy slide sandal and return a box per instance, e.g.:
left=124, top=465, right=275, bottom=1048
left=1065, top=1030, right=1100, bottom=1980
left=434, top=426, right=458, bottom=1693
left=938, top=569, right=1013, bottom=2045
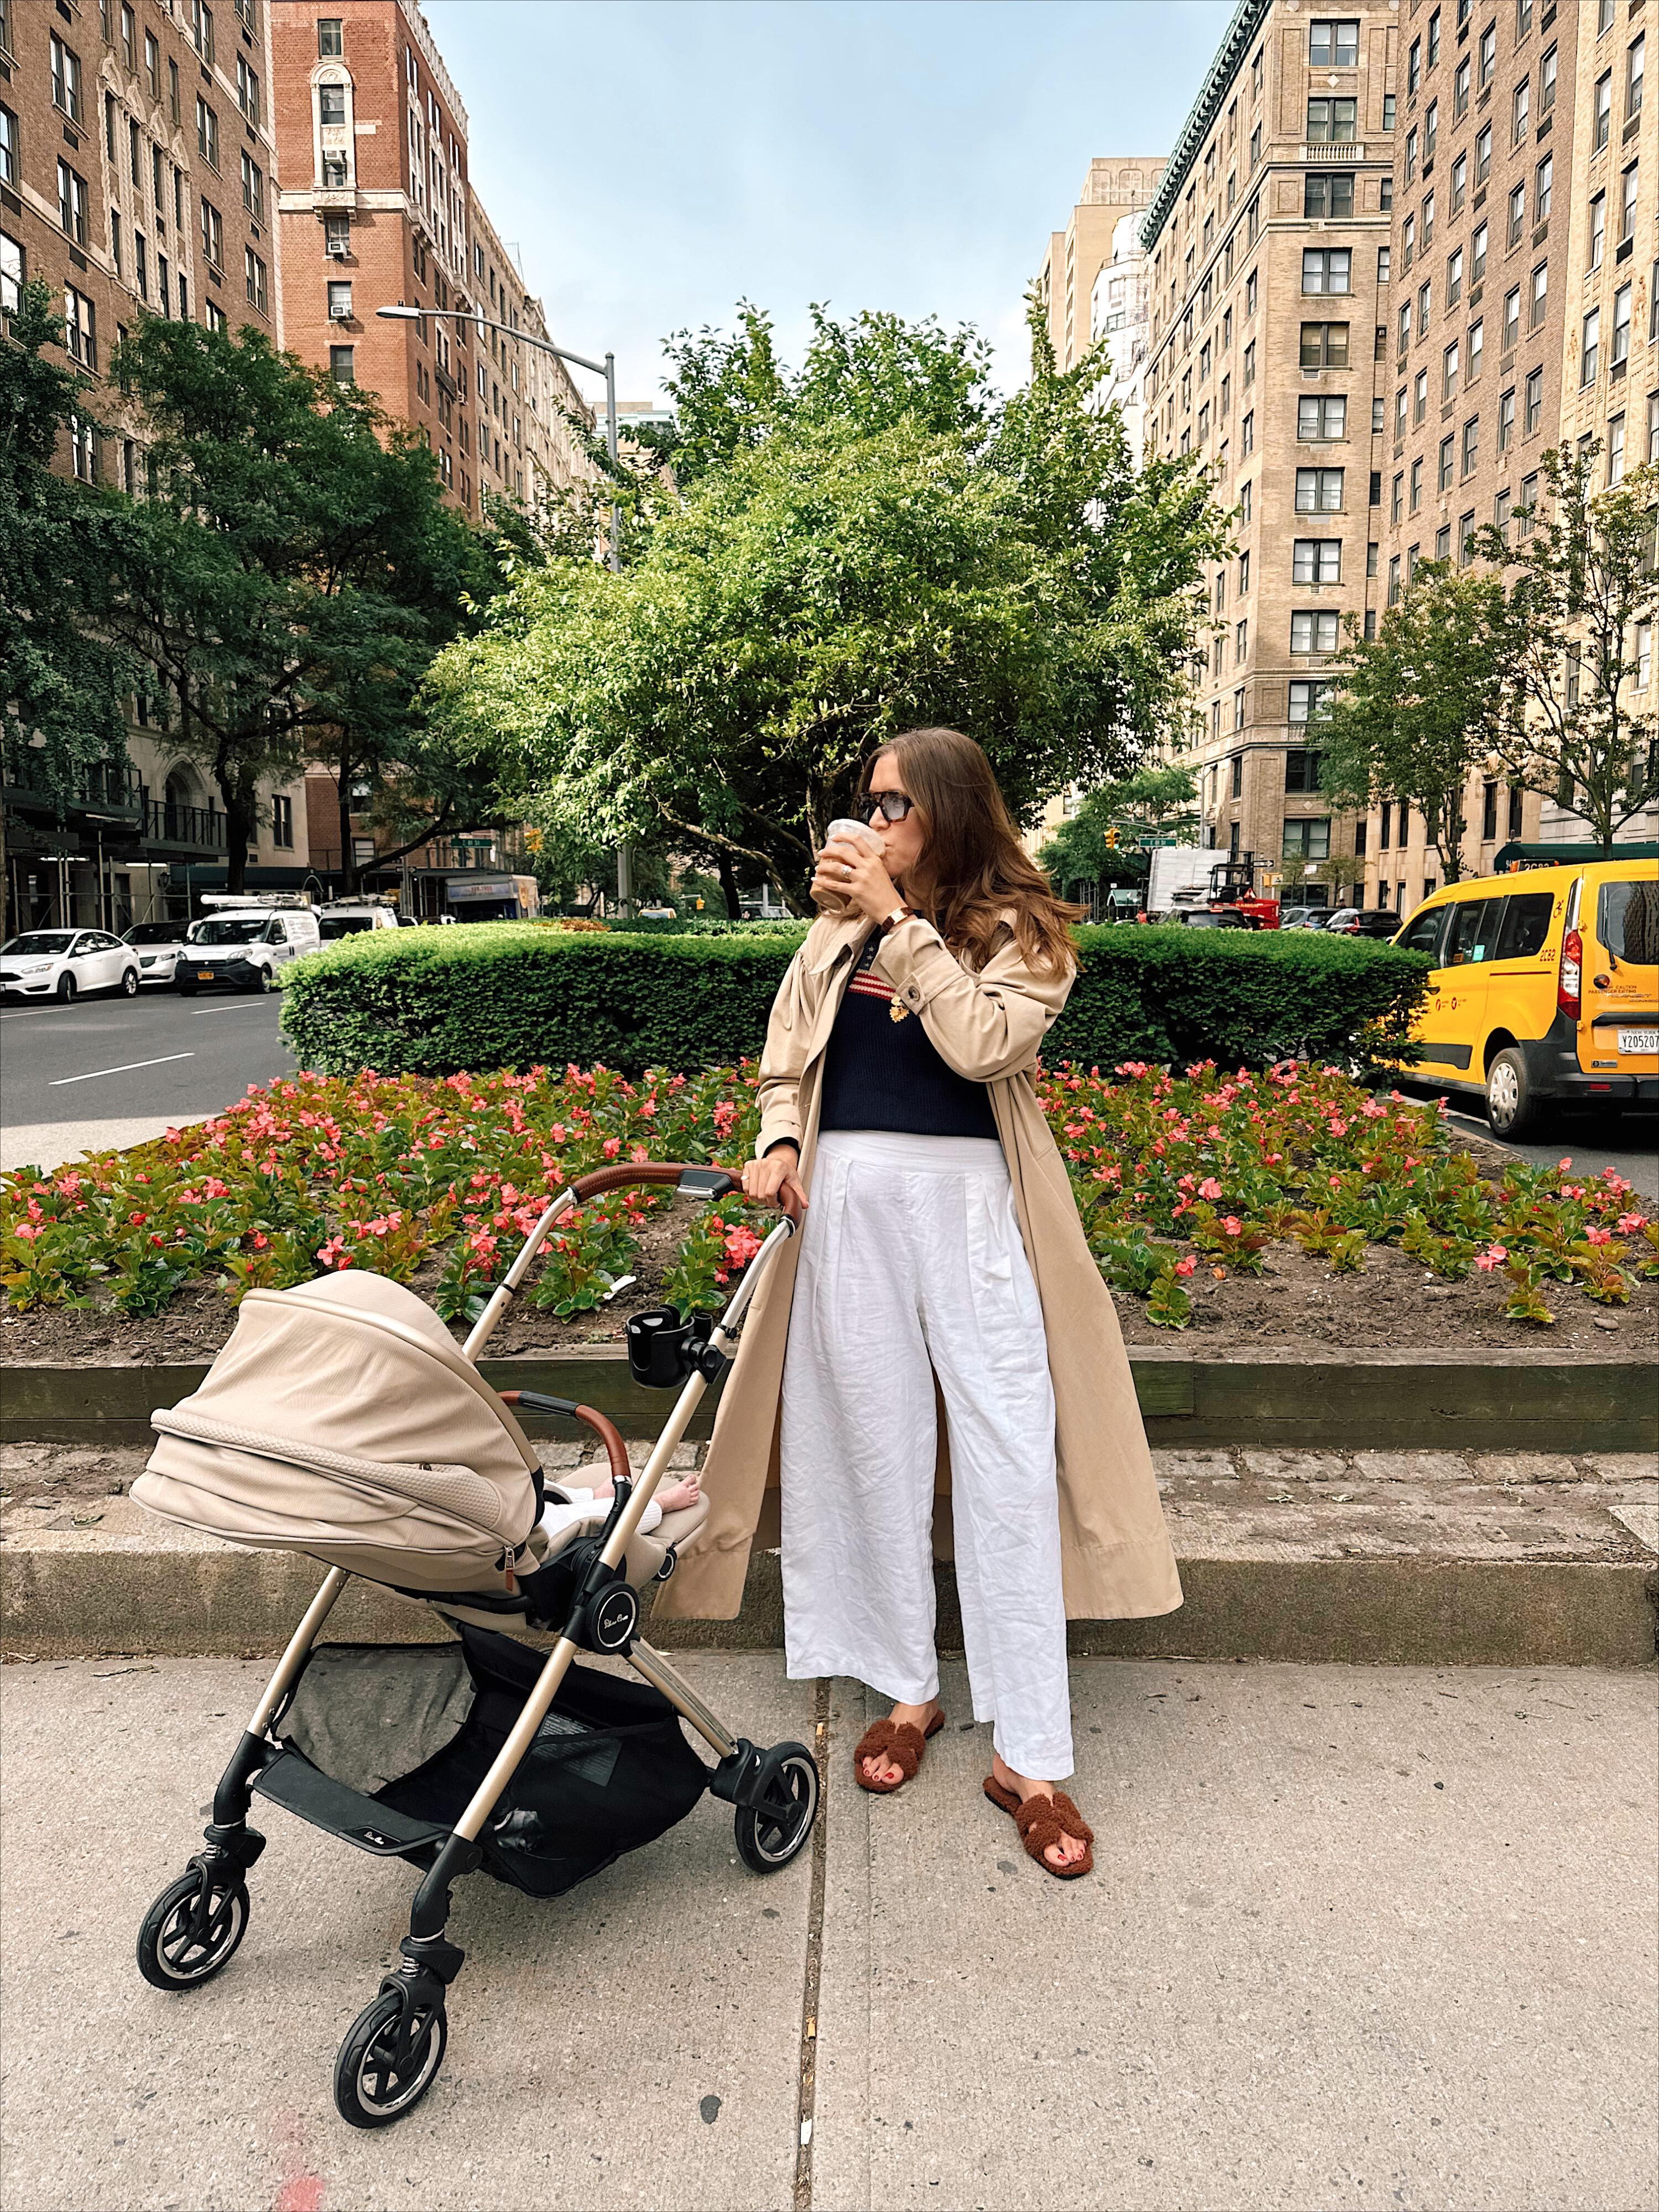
left=853, top=1709, right=946, bottom=1794
left=983, top=1775, right=1095, bottom=1879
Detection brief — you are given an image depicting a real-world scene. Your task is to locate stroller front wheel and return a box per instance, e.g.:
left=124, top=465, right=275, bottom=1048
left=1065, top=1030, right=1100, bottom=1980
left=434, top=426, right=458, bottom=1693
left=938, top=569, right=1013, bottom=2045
left=136, top=1869, right=249, bottom=1990
left=335, top=1990, right=448, bottom=2128
left=733, top=1744, right=820, bottom=1874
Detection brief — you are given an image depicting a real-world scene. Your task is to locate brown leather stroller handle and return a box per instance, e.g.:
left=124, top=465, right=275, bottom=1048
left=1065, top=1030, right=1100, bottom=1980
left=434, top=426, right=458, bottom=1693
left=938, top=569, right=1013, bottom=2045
left=566, top=1161, right=738, bottom=1204
left=499, top=1392, right=631, bottom=1491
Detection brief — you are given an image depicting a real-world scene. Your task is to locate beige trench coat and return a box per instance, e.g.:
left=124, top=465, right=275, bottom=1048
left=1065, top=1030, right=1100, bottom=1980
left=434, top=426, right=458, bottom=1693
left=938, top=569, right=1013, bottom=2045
left=653, top=905, right=1183, bottom=1624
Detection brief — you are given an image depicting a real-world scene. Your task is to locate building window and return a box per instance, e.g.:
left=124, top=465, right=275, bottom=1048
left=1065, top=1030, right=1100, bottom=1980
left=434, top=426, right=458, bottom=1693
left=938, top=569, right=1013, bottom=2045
left=1611, top=283, right=1632, bottom=369
left=1241, top=410, right=1254, bottom=455
left=1289, top=681, right=1328, bottom=726
left=1300, top=322, right=1350, bottom=371
left=0, top=102, right=15, bottom=192
left=1285, top=749, right=1324, bottom=794
left=1455, top=57, right=1471, bottom=117
left=327, top=279, right=352, bottom=320
left=205, top=299, right=227, bottom=335
left=57, top=161, right=88, bottom=246
left=244, top=248, right=267, bottom=314
left=1421, top=192, right=1435, bottom=249
left=1297, top=395, right=1347, bottom=440
left=1436, top=524, right=1452, bottom=559
left=69, top=414, right=96, bottom=482
left=1303, top=173, right=1355, bottom=220
left=1507, top=181, right=1526, bottom=249
left=1399, top=302, right=1413, bottom=356
left=1306, top=98, right=1357, bottom=144
left=324, top=212, right=351, bottom=255
left=1458, top=508, right=1476, bottom=564
left=64, top=286, right=96, bottom=371
left=1590, top=194, right=1607, bottom=272
left=1621, top=164, right=1640, bottom=247
left=0, top=232, right=23, bottom=316
left=1498, top=388, right=1516, bottom=454
left=1468, top=321, right=1483, bottom=385
left=1437, top=435, right=1454, bottom=492
left=241, top=151, right=264, bottom=221
left=1582, top=308, right=1600, bottom=388
left=1594, top=72, right=1613, bottom=151
left=1470, top=222, right=1487, bottom=289
left=330, top=345, right=355, bottom=385
left=1462, top=416, right=1479, bottom=474
left=1475, top=124, right=1491, bottom=185
left=1447, top=248, right=1464, bottom=309
left=1533, top=155, right=1552, bottom=227
left=1607, top=414, right=1626, bottom=485
left=318, top=15, right=343, bottom=54
left=200, top=197, right=222, bottom=270
left=1387, top=554, right=1401, bottom=605
left=1414, top=369, right=1428, bottom=424
left=1628, top=34, right=1645, bottom=121
left=1450, top=153, right=1468, bottom=217
left=1524, top=366, right=1543, bottom=434
left=1310, top=17, right=1359, bottom=65
left=1295, top=467, right=1344, bottom=513
left=50, top=34, right=82, bottom=125
left=196, top=97, right=218, bottom=171
left=1512, top=78, right=1529, bottom=144
left=1283, top=818, right=1332, bottom=862
left=1649, top=389, right=1659, bottom=465
left=1410, top=456, right=1425, bottom=511
left=319, top=83, right=347, bottom=126
left=1293, top=539, right=1342, bottom=583
left=1302, top=248, right=1352, bottom=295
left=1418, top=281, right=1432, bottom=338
left=1291, top=611, right=1342, bottom=653
left=1529, top=263, right=1548, bottom=331
left=272, top=795, right=294, bottom=849
left=1391, top=470, right=1404, bottom=523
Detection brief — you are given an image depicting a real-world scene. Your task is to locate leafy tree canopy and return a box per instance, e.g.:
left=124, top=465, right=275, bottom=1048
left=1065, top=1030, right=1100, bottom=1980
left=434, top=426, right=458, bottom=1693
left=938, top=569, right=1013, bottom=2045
left=106, top=319, right=502, bottom=890
left=1317, top=562, right=1510, bottom=883
left=1, top=280, right=133, bottom=824
left=424, top=299, right=1229, bottom=911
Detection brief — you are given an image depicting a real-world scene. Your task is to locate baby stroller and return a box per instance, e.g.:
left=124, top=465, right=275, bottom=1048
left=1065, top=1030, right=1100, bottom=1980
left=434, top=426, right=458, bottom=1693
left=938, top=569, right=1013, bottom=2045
left=129, top=1161, right=815, bottom=2128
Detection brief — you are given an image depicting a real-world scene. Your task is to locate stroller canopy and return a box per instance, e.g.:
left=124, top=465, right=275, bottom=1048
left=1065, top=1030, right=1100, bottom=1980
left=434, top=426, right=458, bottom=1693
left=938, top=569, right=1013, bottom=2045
left=135, top=1271, right=543, bottom=1596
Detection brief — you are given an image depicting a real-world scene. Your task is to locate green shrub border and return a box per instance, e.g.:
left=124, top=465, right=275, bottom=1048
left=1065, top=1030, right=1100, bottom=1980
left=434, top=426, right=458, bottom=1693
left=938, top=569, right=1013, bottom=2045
left=281, top=921, right=1431, bottom=1080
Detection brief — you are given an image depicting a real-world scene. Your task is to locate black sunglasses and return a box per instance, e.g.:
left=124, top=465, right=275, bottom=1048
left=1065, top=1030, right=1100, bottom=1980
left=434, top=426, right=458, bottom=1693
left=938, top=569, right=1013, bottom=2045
left=854, top=791, right=916, bottom=825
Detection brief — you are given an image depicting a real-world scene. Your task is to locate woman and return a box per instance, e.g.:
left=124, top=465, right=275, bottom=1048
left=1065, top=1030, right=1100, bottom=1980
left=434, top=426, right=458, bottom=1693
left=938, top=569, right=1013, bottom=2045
left=653, top=728, right=1182, bottom=1878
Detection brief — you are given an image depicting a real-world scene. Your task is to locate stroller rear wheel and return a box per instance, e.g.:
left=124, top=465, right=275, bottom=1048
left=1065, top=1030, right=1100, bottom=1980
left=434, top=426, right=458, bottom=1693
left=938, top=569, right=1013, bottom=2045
left=136, top=1869, right=249, bottom=1990
left=335, top=1989, right=448, bottom=2128
left=733, top=1743, right=819, bottom=1874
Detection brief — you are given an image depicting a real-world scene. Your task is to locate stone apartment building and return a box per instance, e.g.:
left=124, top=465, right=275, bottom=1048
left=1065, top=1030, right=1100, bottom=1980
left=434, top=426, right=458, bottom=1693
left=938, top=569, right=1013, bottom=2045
left=1142, top=0, right=1400, bottom=913
left=1037, top=155, right=1167, bottom=371
left=1090, top=209, right=1155, bottom=463
left=466, top=185, right=596, bottom=508
left=1536, top=0, right=1657, bottom=847
left=1, top=0, right=310, bottom=932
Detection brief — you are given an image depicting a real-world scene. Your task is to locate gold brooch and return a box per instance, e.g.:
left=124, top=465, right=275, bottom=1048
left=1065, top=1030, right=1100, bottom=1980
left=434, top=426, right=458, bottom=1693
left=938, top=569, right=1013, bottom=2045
left=889, top=999, right=910, bottom=1024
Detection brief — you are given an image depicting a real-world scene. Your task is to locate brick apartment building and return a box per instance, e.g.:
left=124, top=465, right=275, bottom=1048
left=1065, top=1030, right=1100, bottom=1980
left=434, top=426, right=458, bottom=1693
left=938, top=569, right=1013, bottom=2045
left=1141, top=0, right=1402, bottom=912
left=1, top=0, right=310, bottom=932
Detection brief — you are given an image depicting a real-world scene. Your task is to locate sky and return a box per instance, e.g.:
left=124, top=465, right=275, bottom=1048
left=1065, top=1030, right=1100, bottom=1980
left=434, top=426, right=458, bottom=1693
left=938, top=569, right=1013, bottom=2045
left=424, top=0, right=1233, bottom=415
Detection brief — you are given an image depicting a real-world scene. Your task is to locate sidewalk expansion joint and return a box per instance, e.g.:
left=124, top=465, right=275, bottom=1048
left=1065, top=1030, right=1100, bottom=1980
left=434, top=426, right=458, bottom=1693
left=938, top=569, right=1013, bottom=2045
left=794, top=1676, right=830, bottom=2211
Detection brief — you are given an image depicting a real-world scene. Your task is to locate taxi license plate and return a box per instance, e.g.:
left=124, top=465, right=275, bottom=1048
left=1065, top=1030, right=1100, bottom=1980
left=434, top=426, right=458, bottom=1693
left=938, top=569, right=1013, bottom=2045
left=197, top=968, right=216, bottom=982
left=1617, top=1026, right=1658, bottom=1054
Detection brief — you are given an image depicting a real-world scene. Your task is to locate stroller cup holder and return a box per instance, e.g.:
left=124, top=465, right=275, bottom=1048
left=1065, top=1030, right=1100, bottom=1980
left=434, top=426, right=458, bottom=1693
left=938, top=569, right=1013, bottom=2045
left=625, top=1306, right=729, bottom=1389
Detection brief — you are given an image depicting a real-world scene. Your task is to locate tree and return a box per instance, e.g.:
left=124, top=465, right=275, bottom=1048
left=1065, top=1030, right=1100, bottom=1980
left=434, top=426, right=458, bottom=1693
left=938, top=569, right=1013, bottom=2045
left=1, top=280, right=135, bottom=926
left=1317, top=562, right=1510, bottom=883
left=1468, top=442, right=1659, bottom=849
left=424, top=300, right=1228, bottom=913
left=1035, top=766, right=1196, bottom=900
left=106, top=319, right=496, bottom=894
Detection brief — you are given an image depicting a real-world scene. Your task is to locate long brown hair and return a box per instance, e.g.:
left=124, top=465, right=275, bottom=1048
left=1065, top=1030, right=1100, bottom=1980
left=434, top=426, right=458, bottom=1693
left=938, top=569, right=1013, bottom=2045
left=847, top=727, right=1083, bottom=977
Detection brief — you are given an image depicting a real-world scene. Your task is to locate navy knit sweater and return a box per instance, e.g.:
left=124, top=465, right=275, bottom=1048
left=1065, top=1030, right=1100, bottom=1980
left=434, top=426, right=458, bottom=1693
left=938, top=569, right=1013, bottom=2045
left=816, top=928, right=998, bottom=1141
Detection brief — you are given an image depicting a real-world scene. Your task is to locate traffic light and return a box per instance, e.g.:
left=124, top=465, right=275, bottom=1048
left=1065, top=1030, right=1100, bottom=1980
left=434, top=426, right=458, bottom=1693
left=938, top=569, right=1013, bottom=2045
left=1104, top=827, right=1118, bottom=849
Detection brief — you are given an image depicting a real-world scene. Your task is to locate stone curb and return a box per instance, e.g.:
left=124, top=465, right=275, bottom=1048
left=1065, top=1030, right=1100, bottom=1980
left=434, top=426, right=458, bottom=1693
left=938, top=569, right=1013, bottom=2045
left=3, top=1344, right=1656, bottom=1451
left=4, top=1449, right=1655, bottom=1668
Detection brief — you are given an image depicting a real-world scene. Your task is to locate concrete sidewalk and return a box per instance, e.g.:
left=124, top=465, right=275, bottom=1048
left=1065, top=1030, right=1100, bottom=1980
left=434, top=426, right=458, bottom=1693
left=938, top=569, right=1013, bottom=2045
left=2, top=1653, right=1653, bottom=2212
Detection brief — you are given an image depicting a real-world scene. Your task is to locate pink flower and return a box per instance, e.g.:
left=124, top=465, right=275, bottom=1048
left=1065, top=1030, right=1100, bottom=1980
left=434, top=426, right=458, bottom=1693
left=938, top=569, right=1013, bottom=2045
left=1221, top=1215, right=1242, bottom=1236
left=1584, top=1225, right=1613, bottom=1246
left=1473, top=1243, right=1509, bottom=1274
left=14, top=1223, right=40, bottom=1242
left=1198, top=1177, right=1223, bottom=1200
left=602, top=1137, right=621, bottom=1159
left=1173, top=1255, right=1198, bottom=1278
left=1616, top=1213, right=1647, bottom=1234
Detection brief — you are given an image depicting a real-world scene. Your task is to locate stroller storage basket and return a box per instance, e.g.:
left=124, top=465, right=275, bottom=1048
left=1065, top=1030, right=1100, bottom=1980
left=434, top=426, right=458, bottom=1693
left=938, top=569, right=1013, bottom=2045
left=269, top=1626, right=711, bottom=1899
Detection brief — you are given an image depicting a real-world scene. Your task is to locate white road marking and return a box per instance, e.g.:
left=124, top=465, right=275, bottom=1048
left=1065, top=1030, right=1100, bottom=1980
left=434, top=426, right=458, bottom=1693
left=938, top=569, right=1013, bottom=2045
left=49, top=1052, right=196, bottom=1087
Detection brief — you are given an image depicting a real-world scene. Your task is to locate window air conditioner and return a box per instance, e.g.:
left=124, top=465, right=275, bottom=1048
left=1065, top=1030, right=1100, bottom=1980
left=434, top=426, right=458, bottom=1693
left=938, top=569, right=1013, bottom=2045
left=328, top=304, right=351, bottom=321
left=326, top=242, right=348, bottom=259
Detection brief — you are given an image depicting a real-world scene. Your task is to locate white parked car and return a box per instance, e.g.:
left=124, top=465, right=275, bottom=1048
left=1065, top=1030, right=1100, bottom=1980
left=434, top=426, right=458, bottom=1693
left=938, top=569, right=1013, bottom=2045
left=0, top=928, right=142, bottom=1003
left=175, top=901, right=321, bottom=995
left=122, top=918, right=192, bottom=987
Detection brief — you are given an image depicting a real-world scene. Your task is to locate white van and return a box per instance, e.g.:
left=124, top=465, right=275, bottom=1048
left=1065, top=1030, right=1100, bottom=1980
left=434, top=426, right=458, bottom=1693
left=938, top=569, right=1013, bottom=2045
left=176, top=895, right=321, bottom=995
left=317, top=898, right=402, bottom=941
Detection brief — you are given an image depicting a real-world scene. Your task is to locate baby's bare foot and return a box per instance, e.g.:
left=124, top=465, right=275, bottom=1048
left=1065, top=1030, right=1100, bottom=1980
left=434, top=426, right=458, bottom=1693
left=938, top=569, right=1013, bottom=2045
left=655, top=1473, right=701, bottom=1515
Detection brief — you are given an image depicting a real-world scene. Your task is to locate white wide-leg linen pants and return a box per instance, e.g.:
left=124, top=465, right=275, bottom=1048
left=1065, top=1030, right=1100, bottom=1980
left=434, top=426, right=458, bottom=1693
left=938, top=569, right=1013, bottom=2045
left=779, top=1130, right=1073, bottom=1780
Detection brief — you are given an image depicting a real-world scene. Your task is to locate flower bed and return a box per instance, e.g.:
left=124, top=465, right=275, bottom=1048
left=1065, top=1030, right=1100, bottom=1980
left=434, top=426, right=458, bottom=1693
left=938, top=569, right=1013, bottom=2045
left=1, top=1061, right=1652, bottom=1336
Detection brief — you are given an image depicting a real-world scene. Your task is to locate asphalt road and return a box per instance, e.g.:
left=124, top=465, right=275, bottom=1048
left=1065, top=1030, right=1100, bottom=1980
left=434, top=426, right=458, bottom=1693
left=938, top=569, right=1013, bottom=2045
left=0, top=986, right=296, bottom=1173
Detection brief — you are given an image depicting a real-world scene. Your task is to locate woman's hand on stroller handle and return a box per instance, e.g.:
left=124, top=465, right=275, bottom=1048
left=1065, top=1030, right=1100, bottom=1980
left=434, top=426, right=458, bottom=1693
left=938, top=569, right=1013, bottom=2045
left=740, top=1142, right=807, bottom=1222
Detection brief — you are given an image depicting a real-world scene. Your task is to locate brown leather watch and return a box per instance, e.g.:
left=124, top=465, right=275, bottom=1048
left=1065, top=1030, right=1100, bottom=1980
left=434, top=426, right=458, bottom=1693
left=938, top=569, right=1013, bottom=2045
left=878, top=904, right=915, bottom=937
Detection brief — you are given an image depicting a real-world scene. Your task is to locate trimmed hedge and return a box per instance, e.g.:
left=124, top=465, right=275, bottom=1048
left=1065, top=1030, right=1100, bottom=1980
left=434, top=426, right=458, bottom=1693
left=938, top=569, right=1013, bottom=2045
left=280, top=921, right=1431, bottom=1079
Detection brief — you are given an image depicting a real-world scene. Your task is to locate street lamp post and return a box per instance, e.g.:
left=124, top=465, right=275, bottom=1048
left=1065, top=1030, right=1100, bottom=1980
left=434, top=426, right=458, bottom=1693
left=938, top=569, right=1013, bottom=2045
left=375, top=302, right=619, bottom=571
left=374, top=301, right=630, bottom=911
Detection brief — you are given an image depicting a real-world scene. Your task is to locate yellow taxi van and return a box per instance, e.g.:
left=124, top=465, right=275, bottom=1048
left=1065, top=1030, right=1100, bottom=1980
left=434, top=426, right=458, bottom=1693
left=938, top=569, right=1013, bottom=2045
left=1391, top=857, right=1658, bottom=1136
